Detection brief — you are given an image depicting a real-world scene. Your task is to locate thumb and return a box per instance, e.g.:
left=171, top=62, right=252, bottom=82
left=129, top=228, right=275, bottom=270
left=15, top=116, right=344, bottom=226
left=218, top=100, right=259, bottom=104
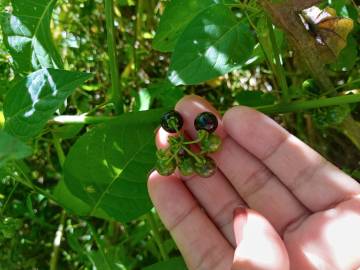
left=232, top=208, right=290, bottom=270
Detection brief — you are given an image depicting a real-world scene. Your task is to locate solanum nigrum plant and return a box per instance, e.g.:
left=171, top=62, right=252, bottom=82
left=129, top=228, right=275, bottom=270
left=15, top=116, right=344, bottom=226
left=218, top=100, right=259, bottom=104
left=157, top=110, right=221, bottom=178
left=0, top=0, right=360, bottom=268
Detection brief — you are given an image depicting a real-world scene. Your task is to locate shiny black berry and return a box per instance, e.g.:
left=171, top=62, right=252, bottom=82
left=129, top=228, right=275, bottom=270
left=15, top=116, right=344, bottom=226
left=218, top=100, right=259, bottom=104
left=160, top=110, right=184, bottom=133
left=194, top=112, right=218, bottom=133
left=194, top=156, right=217, bottom=178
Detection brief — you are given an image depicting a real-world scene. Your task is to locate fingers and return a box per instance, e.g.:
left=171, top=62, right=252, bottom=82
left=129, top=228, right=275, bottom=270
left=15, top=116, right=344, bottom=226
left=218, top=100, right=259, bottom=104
left=232, top=208, right=289, bottom=270
left=175, top=96, right=309, bottom=234
left=148, top=172, right=234, bottom=270
left=284, top=195, right=360, bottom=269
left=223, top=106, right=360, bottom=211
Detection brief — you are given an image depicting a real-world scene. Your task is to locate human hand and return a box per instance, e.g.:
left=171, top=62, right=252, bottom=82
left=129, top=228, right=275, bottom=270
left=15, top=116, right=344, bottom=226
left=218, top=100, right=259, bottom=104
left=148, top=95, right=360, bottom=270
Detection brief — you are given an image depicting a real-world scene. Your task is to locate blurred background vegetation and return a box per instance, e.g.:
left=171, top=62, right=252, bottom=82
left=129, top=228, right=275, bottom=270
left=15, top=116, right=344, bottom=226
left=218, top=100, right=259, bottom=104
left=0, top=0, right=359, bottom=269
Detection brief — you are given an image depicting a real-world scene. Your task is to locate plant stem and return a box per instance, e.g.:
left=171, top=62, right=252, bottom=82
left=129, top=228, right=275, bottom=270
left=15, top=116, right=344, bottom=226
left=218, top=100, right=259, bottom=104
left=105, top=0, right=123, bottom=114
left=267, top=19, right=289, bottom=103
left=52, top=134, right=66, bottom=167
left=50, top=210, right=66, bottom=270
left=146, top=212, right=168, bottom=261
left=87, top=221, right=113, bottom=269
left=0, top=182, right=19, bottom=217
left=13, top=161, right=58, bottom=202
left=256, top=94, right=360, bottom=114
left=49, top=94, right=360, bottom=124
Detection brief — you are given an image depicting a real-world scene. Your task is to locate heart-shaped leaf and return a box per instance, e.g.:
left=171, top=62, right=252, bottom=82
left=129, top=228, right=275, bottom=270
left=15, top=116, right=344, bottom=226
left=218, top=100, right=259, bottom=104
left=4, top=68, right=91, bottom=140
left=0, top=0, right=63, bottom=73
left=168, top=4, right=255, bottom=86
left=63, top=109, right=166, bottom=222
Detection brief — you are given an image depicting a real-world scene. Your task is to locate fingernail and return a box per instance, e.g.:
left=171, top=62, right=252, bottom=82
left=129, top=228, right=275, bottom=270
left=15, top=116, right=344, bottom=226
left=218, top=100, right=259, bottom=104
left=233, top=207, right=248, bottom=245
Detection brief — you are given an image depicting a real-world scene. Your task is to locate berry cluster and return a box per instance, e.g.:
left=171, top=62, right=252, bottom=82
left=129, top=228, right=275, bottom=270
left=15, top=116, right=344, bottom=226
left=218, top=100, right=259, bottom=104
left=156, top=110, right=222, bottom=178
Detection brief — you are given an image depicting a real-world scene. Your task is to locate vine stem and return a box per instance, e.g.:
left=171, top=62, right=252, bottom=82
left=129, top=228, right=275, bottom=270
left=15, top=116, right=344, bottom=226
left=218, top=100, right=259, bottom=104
left=49, top=94, right=360, bottom=125
left=49, top=135, right=67, bottom=270
left=105, top=0, right=123, bottom=114
left=0, top=182, right=19, bottom=217
left=267, top=18, right=289, bottom=103
left=256, top=94, right=360, bottom=114
left=146, top=212, right=169, bottom=261
left=50, top=210, right=66, bottom=270
left=87, top=221, right=113, bottom=269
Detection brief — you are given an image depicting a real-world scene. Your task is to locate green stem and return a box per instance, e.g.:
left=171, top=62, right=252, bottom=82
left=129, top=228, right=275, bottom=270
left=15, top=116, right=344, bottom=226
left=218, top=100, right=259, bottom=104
left=0, top=182, right=19, bottom=217
left=13, top=161, right=58, bottom=202
left=52, top=134, right=66, bottom=167
left=49, top=210, right=66, bottom=270
left=105, top=0, right=123, bottom=114
left=49, top=94, right=360, bottom=124
left=182, top=146, right=203, bottom=164
left=256, top=94, right=360, bottom=114
left=267, top=19, right=289, bottom=103
left=87, top=221, right=112, bottom=269
left=146, top=212, right=168, bottom=261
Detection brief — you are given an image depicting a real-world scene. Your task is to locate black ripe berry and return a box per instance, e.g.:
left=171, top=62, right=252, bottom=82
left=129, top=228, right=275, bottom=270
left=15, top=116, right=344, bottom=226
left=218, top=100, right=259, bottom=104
left=160, top=110, right=184, bottom=133
left=194, top=112, right=218, bottom=133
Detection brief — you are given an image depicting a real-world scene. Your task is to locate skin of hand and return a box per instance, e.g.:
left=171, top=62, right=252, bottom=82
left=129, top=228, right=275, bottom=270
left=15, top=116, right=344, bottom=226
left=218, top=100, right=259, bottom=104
left=148, top=95, right=360, bottom=270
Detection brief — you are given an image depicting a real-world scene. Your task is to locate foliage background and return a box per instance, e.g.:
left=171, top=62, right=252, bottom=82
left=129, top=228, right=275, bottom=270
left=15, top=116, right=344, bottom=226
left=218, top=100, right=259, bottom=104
left=0, top=0, right=359, bottom=269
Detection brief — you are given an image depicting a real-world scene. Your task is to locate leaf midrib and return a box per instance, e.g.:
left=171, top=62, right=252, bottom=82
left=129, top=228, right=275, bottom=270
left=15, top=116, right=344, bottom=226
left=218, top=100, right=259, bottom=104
left=170, top=8, right=241, bottom=78
left=88, top=132, right=153, bottom=216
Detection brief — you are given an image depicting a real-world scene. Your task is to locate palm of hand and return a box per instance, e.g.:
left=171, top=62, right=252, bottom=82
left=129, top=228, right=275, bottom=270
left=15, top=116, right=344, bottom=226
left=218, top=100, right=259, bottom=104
left=149, top=95, right=360, bottom=270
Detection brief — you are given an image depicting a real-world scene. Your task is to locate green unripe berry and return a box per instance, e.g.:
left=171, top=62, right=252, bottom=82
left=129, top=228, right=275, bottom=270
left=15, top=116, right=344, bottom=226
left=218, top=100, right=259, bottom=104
left=156, top=149, right=172, bottom=161
left=178, top=157, right=195, bottom=176
left=302, top=79, right=320, bottom=95
left=194, top=156, right=217, bottom=178
left=156, top=158, right=176, bottom=176
left=200, top=133, right=222, bottom=153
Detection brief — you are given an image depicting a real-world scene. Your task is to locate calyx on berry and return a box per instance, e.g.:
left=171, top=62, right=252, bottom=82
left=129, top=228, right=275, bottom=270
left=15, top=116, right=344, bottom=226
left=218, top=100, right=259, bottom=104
left=160, top=110, right=183, bottom=133
left=156, top=110, right=222, bottom=178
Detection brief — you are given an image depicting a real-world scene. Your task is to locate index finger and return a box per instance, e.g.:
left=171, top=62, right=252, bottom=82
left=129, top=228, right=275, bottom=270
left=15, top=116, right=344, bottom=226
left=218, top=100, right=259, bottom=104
left=223, top=106, right=360, bottom=211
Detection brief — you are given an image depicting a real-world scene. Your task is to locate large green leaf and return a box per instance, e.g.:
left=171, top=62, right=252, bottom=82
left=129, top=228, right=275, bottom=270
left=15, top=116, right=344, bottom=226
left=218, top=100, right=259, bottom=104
left=168, top=4, right=255, bottom=86
left=0, top=0, right=63, bottom=73
left=4, top=68, right=91, bottom=140
left=143, top=257, right=187, bottom=270
left=0, top=130, right=32, bottom=167
left=53, top=179, right=111, bottom=220
left=153, top=0, right=221, bottom=52
left=63, top=109, right=166, bottom=222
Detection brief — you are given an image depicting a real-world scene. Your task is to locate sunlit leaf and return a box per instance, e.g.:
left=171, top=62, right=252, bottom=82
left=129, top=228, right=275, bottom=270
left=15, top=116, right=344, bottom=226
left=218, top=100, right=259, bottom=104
left=0, top=130, right=32, bottom=167
left=168, top=4, right=255, bottom=85
left=153, top=0, right=223, bottom=52
left=0, top=0, right=63, bottom=73
left=63, top=109, right=166, bottom=222
left=4, top=68, right=91, bottom=140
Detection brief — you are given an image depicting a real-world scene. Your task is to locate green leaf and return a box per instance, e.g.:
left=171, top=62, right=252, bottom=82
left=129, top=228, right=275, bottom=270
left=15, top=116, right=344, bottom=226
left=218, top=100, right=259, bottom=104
left=53, top=179, right=111, bottom=220
left=63, top=109, right=166, bottom=222
left=168, top=4, right=255, bottom=86
left=4, top=68, right=91, bottom=140
left=0, top=0, right=63, bottom=73
left=235, top=91, right=276, bottom=107
left=143, top=257, right=187, bottom=270
left=0, top=130, right=32, bottom=167
left=153, top=0, right=221, bottom=52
